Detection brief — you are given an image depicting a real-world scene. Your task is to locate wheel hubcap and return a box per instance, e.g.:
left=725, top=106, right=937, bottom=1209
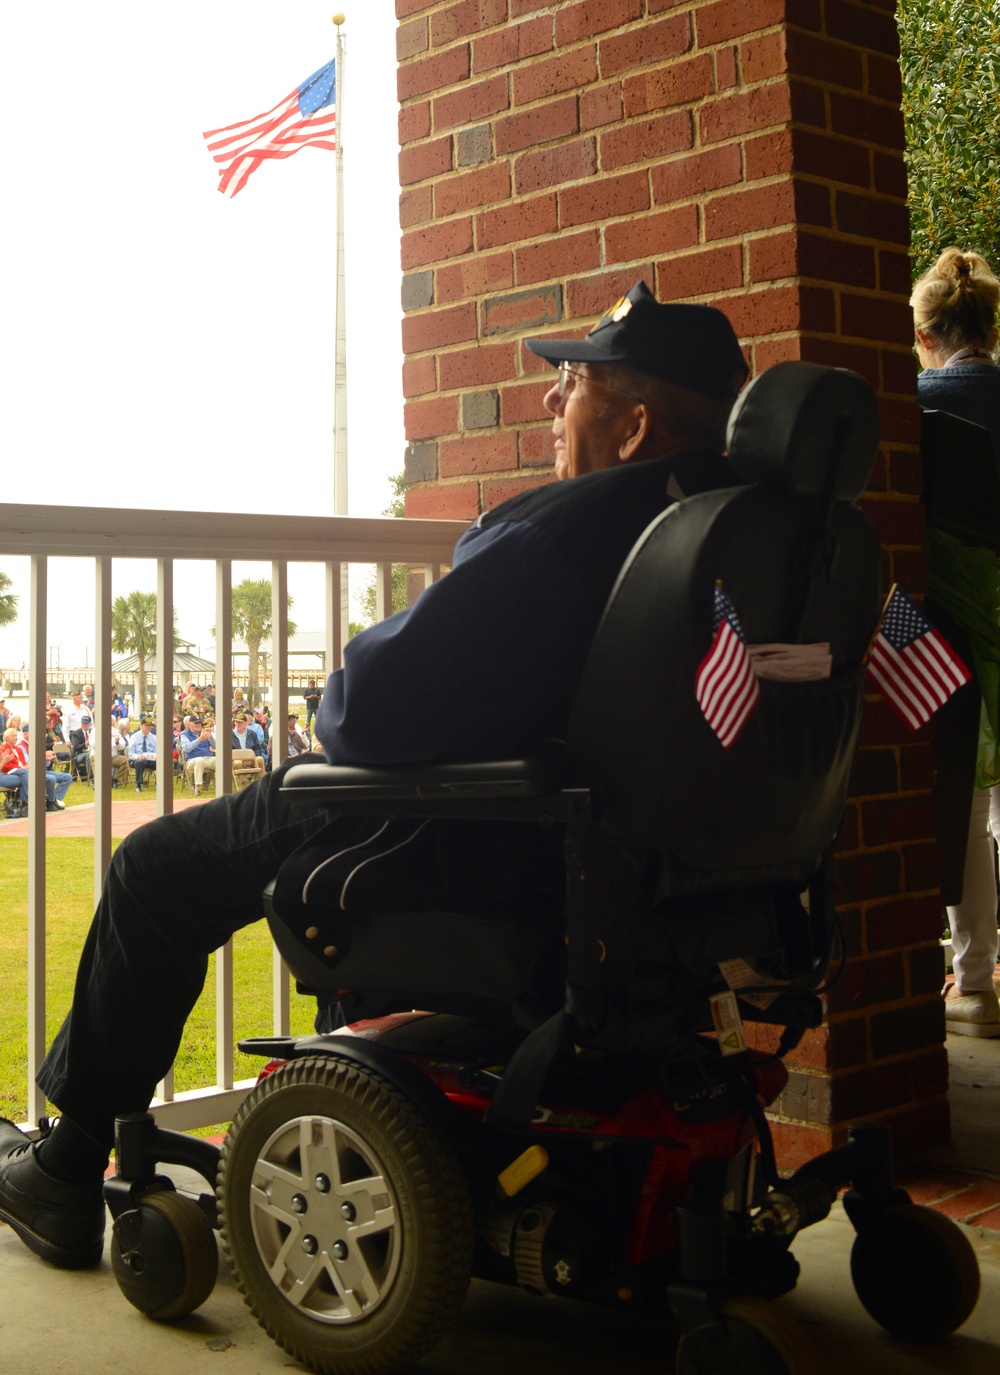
left=247, top=1113, right=400, bottom=1324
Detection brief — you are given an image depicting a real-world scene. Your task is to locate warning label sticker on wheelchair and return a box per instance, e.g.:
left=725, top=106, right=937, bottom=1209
left=709, top=990, right=747, bottom=1056
left=718, top=957, right=784, bottom=1010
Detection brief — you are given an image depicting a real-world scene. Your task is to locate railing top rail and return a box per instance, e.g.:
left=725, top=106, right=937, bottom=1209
left=0, top=505, right=465, bottom=564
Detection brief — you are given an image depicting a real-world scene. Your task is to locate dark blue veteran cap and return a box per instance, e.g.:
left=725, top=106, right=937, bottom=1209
left=526, top=280, right=748, bottom=399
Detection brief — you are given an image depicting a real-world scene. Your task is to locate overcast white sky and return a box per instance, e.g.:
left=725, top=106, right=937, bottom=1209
left=0, top=1, right=404, bottom=669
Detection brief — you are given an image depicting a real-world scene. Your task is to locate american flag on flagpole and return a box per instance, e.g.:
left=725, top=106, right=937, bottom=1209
left=866, top=587, right=971, bottom=730
left=696, top=585, right=761, bottom=748
left=203, top=58, right=337, bottom=198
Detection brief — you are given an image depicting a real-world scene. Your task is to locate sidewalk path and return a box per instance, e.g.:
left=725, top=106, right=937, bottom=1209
left=0, top=796, right=210, bottom=840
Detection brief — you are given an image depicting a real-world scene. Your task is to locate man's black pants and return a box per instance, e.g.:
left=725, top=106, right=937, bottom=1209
left=37, top=761, right=333, bottom=1149
left=132, top=758, right=157, bottom=790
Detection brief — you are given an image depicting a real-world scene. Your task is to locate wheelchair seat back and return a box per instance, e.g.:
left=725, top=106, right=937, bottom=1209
left=566, top=361, right=880, bottom=898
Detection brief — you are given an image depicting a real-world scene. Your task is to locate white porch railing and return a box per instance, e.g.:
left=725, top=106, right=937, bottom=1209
left=0, top=503, right=464, bottom=1132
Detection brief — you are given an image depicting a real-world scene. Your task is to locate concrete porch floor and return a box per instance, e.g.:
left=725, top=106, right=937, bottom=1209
left=2, top=1034, right=998, bottom=1375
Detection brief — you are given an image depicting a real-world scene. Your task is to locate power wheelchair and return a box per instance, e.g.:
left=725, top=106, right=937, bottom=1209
left=104, top=362, right=981, bottom=1374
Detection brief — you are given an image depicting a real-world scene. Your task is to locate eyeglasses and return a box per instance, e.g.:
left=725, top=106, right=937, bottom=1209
left=557, top=361, right=643, bottom=403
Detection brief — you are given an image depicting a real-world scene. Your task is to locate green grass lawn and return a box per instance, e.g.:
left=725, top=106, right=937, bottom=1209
left=0, top=836, right=315, bottom=1127
left=56, top=771, right=219, bottom=806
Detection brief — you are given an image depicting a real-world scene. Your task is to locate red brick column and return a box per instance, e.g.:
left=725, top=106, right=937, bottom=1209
left=396, top=0, right=945, bottom=1165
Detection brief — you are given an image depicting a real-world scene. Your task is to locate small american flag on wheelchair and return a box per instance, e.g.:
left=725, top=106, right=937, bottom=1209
left=867, top=587, right=970, bottom=730
left=696, top=584, right=760, bottom=748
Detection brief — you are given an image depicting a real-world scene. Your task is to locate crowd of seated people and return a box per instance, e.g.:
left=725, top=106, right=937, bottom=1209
left=1, top=684, right=320, bottom=816
left=174, top=699, right=315, bottom=793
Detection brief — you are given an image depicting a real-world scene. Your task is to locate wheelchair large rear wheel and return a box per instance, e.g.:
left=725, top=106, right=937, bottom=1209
left=849, top=1201, right=979, bottom=1338
left=218, top=1055, right=473, bottom=1375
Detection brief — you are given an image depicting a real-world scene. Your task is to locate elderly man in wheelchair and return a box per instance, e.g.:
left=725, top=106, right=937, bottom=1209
left=0, top=283, right=980, bottom=1374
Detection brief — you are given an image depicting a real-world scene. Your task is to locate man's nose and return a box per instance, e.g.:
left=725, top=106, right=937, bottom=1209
left=543, top=380, right=562, bottom=415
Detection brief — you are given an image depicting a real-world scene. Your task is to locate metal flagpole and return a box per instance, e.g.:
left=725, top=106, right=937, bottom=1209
left=332, top=13, right=348, bottom=518
left=331, top=12, right=350, bottom=657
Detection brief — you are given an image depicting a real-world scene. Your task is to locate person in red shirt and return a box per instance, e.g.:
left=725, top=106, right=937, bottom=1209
left=9, top=725, right=71, bottom=811
left=0, top=727, right=28, bottom=813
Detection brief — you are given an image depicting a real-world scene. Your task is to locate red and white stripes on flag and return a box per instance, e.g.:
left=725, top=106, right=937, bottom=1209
left=696, top=585, right=761, bottom=748
left=203, top=58, right=337, bottom=199
left=866, top=587, right=970, bottom=730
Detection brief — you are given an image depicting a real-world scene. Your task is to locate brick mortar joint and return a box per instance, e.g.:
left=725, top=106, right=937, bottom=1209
left=786, top=1042, right=943, bottom=1081
left=772, top=145, right=904, bottom=170
left=408, top=18, right=891, bottom=58
left=860, top=489, right=922, bottom=501
left=768, top=1093, right=948, bottom=1129
left=831, top=896, right=942, bottom=915
left=840, top=921, right=941, bottom=943
left=851, top=983, right=944, bottom=1008
left=837, top=836, right=937, bottom=856
left=397, top=11, right=900, bottom=54
left=851, top=784, right=936, bottom=798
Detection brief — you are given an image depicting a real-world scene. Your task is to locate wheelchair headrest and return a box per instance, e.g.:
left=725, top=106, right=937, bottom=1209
left=726, top=361, right=879, bottom=503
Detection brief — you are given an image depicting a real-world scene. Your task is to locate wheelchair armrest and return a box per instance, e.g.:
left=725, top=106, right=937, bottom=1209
left=278, top=757, right=594, bottom=822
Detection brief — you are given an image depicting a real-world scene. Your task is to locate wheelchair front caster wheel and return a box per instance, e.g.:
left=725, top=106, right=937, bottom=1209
left=676, top=1297, right=815, bottom=1375
left=111, top=1189, right=218, bottom=1320
left=850, top=1201, right=980, bottom=1338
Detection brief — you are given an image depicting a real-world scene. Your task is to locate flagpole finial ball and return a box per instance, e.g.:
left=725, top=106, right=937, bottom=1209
left=332, top=12, right=346, bottom=24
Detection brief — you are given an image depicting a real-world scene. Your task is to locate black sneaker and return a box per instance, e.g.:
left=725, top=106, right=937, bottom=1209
left=45, top=800, right=59, bottom=813
left=0, top=1120, right=105, bottom=1268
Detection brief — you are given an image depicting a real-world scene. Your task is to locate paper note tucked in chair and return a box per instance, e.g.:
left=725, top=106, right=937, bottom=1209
left=748, top=643, right=832, bottom=681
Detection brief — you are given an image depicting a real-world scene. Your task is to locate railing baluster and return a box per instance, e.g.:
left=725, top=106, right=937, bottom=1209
left=159, top=1066, right=175, bottom=1104
left=156, top=559, right=174, bottom=818
left=271, top=558, right=291, bottom=1037
left=215, top=561, right=233, bottom=798
left=94, top=557, right=113, bottom=894
left=375, top=561, right=393, bottom=621
left=215, top=559, right=235, bottom=1089
left=155, top=558, right=176, bottom=1106
left=26, top=556, right=48, bottom=1126
left=216, top=942, right=235, bottom=1092
left=326, top=561, right=346, bottom=673
left=271, top=560, right=289, bottom=768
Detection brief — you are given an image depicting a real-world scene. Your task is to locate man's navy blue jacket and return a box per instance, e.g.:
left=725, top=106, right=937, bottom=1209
left=315, top=450, right=734, bottom=768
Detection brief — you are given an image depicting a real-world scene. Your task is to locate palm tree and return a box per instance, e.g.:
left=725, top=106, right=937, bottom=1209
left=231, top=579, right=296, bottom=707
left=0, top=571, right=17, bottom=628
left=111, top=591, right=159, bottom=714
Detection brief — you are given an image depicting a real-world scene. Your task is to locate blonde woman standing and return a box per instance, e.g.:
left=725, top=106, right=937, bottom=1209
left=912, top=248, right=1000, bottom=1035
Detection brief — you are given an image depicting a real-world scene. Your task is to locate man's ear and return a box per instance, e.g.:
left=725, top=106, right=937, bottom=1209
left=618, top=403, right=651, bottom=462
